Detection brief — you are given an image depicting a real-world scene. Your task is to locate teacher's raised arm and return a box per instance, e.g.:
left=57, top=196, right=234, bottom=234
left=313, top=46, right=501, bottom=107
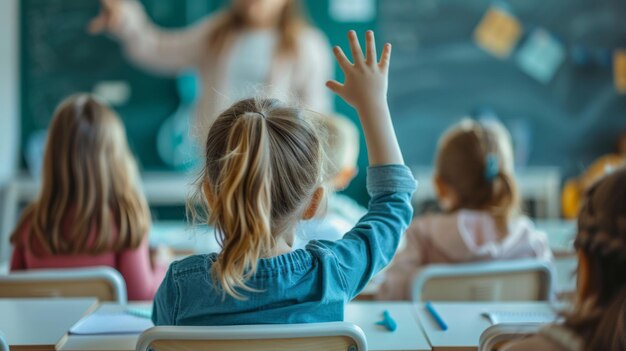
left=88, top=0, right=332, bottom=142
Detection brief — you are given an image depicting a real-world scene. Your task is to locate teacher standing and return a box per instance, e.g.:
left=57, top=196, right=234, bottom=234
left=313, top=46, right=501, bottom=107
left=89, top=0, right=333, bottom=144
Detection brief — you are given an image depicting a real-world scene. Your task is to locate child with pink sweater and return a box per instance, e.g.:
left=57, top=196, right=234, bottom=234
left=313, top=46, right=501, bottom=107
left=10, top=94, right=166, bottom=301
left=377, top=119, right=552, bottom=300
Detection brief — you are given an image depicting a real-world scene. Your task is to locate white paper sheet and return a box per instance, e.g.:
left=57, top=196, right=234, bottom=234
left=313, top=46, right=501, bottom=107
left=482, top=311, right=557, bottom=325
left=69, top=312, right=154, bottom=335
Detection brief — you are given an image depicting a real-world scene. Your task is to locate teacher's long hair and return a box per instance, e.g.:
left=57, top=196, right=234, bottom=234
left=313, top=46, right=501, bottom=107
left=208, top=0, right=305, bottom=57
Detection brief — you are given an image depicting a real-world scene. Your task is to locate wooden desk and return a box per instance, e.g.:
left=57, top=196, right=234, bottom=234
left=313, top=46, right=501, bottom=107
left=0, top=298, right=99, bottom=350
left=62, top=302, right=431, bottom=351
left=416, top=302, right=558, bottom=351
left=346, top=302, right=430, bottom=351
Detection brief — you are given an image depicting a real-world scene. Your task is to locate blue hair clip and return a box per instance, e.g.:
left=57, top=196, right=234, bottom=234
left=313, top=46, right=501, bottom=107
left=484, top=153, right=500, bottom=182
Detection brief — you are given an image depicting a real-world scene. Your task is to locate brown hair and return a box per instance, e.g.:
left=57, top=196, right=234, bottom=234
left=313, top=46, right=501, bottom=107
left=564, top=167, right=626, bottom=351
left=207, top=0, right=306, bottom=57
left=191, top=98, right=325, bottom=299
left=11, top=94, right=150, bottom=256
left=435, top=119, right=519, bottom=229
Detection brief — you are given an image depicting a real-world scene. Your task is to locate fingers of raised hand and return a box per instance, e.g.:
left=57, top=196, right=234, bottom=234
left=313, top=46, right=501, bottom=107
left=365, top=30, right=377, bottom=65
left=379, top=43, right=392, bottom=71
left=88, top=14, right=107, bottom=34
left=325, top=80, right=345, bottom=95
left=348, top=30, right=365, bottom=65
left=333, top=46, right=352, bottom=71
left=101, top=0, right=117, bottom=12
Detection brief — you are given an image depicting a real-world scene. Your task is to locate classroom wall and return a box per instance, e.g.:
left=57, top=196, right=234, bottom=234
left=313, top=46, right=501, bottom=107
left=0, top=0, right=19, bottom=273
left=0, top=0, right=19, bottom=184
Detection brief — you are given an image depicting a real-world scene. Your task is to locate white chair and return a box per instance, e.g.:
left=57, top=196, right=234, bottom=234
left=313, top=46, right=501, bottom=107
left=479, top=323, right=542, bottom=351
left=0, top=266, right=127, bottom=303
left=136, top=322, right=367, bottom=351
left=0, top=331, right=8, bottom=351
left=412, top=259, right=554, bottom=302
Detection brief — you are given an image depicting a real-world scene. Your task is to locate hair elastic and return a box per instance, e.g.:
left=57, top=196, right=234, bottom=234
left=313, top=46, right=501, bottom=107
left=484, top=153, right=500, bottom=182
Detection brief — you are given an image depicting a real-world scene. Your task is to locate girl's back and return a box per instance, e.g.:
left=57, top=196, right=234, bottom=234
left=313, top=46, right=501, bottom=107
left=152, top=31, right=417, bottom=325
left=406, top=210, right=550, bottom=263
left=378, top=120, right=552, bottom=300
left=10, top=94, right=165, bottom=301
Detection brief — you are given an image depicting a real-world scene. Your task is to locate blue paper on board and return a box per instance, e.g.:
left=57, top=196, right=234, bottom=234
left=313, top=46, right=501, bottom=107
left=515, top=28, right=566, bottom=83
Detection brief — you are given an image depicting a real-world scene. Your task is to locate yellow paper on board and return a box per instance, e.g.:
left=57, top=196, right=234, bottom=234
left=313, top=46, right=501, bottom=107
left=614, top=50, right=626, bottom=93
left=474, top=7, right=523, bottom=59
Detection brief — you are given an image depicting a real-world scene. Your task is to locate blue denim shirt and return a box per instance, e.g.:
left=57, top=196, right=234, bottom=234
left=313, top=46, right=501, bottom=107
left=152, top=165, right=417, bottom=325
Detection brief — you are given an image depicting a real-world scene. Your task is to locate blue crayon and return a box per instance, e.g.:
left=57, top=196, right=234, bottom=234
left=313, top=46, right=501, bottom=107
left=425, top=301, right=448, bottom=331
left=376, top=310, right=397, bottom=332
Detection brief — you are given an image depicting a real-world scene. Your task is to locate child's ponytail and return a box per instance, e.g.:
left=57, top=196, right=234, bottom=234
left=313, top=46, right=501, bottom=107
left=488, top=170, right=519, bottom=229
left=210, top=113, right=273, bottom=299
left=436, top=119, right=520, bottom=229
left=193, top=98, right=325, bottom=300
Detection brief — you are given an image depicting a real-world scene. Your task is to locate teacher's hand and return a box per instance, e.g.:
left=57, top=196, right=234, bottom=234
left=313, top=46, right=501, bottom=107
left=88, top=0, right=124, bottom=34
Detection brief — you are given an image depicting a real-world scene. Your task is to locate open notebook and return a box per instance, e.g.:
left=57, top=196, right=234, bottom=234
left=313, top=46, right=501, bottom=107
left=69, top=309, right=153, bottom=335
left=482, top=311, right=557, bottom=324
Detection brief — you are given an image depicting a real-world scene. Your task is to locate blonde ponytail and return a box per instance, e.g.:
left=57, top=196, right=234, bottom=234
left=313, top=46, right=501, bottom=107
left=192, top=98, right=325, bottom=299
left=211, top=114, right=273, bottom=299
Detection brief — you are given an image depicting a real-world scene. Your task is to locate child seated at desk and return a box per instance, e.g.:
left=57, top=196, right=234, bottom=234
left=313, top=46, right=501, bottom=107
left=151, top=31, right=417, bottom=325
left=503, top=167, right=626, bottom=351
left=377, top=119, right=552, bottom=300
left=293, top=113, right=366, bottom=249
left=10, top=94, right=167, bottom=301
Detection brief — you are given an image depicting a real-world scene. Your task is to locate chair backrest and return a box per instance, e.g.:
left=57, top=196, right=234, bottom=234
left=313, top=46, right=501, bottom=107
left=136, top=322, right=367, bottom=351
left=479, top=323, right=542, bottom=351
left=0, top=266, right=127, bottom=303
left=0, top=331, right=9, bottom=351
left=412, top=259, right=554, bottom=302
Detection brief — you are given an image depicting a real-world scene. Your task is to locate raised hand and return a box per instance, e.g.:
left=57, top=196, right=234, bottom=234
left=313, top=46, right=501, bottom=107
left=326, top=30, right=402, bottom=166
left=88, top=0, right=123, bottom=34
left=326, top=30, right=391, bottom=113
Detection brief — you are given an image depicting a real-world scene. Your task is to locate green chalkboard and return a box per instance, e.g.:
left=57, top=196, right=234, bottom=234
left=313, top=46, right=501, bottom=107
left=20, top=0, right=375, bottom=206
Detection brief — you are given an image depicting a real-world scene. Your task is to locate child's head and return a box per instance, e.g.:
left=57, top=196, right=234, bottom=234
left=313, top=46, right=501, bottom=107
left=12, top=94, right=150, bottom=255
left=317, top=113, right=359, bottom=190
left=194, top=98, right=325, bottom=299
left=209, top=0, right=304, bottom=57
left=434, top=119, right=519, bottom=224
left=232, top=0, right=292, bottom=27
left=566, top=167, right=626, bottom=350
